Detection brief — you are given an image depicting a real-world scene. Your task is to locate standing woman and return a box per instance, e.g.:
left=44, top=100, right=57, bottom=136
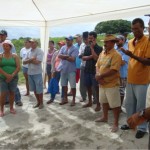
left=0, top=40, right=20, bottom=117
left=45, top=40, right=56, bottom=94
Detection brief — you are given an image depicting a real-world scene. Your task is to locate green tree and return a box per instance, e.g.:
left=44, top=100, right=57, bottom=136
left=95, top=19, right=131, bottom=34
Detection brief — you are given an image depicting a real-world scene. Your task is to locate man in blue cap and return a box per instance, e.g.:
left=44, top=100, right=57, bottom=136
left=58, top=36, right=78, bottom=106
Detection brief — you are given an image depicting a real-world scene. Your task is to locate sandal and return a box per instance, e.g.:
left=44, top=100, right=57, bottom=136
left=47, top=99, right=54, bottom=104
left=82, top=103, right=92, bottom=108
left=10, top=109, right=16, bottom=114
left=70, top=102, right=76, bottom=107
left=95, top=117, right=108, bottom=122
left=95, top=106, right=101, bottom=112
left=59, top=101, right=68, bottom=105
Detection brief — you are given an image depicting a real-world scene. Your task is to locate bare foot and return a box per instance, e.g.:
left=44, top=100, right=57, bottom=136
left=0, top=111, right=4, bottom=117
left=95, top=117, right=107, bottom=122
left=24, top=93, right=30, bottom=96
left=10, top=109, right=16, bottom=114
left=33, top=103, right=40, bottom=108
left=110, top=126, right=118, bottom=132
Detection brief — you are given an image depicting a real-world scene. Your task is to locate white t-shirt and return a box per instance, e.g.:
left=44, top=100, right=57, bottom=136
left=20, top=47, right=31, bottom=68
left=78, top=43, right=86, bottom=67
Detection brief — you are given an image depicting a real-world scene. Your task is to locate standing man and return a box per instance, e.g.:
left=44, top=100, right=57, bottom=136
left=23, top=39, right=44, bottom=109
left=95, top=35, right=122, bottom=132
left=78, top=31, right=89, bottom=102
left=115, top=35, right=129, bottom=105
left=58, top=36, right=78, bottom=106
left=67, top=34, right=82, bottom=96
left=120, top=18, right=150, bottom=139
left=82, top=31, right=102, bottom=111
left=20, top=39, right=31, bottom=96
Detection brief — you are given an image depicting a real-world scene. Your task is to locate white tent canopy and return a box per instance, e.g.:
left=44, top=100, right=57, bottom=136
left=0, top=0, right=150, bottom=74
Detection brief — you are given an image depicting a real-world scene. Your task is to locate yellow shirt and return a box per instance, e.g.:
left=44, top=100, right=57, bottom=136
left=96, top=49, right=122, bottom=88
left=128, top=36, right=150, bottom=84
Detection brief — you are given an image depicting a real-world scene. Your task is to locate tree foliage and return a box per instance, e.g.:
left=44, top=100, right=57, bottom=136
left=95, top=19, right=131, bottom=34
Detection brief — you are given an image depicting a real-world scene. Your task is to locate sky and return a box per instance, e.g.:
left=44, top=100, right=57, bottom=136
left=0, top=15, right=149, bottom=39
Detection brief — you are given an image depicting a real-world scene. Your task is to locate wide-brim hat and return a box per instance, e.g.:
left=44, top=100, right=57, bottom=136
left=104, top=34, right=118, bottom=42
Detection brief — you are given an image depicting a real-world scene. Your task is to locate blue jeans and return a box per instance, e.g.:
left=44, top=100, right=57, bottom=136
left=125, top=83, right=148, bottom=132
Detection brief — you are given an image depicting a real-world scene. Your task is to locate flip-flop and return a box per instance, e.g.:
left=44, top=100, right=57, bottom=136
left=47, top=100, right=54, bottom=104
left=82, top=103, right=92, bottom=108
left=70, top=103, right=76, bottom=107
left=95, top=106, right=101, bottom=112
left=95, top=117, right=108, bottom=122
left=59, top=101, right=68, bottom=105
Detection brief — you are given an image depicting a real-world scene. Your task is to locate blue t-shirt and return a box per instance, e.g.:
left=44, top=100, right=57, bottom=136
left=58, top=45, right=78, bottom=73
left=74, top=43, right=81, bottom=69
left=116, top=47, right=129, bottom=78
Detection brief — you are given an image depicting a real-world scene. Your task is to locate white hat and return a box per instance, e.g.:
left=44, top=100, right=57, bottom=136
left=2, top=40, right=14, bottom=47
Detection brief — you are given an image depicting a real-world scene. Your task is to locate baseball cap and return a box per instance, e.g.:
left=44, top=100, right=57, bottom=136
left=0, top=30, right=7, bottom=36
left=58, top=41, right=65, bottom=46
left=74, top=34, right=82, bottom=38
left=116, top=35, right=125, bottom=41
left=29, top=38, right=38, bottom=43
left=65, top=36, right=74, bottom=41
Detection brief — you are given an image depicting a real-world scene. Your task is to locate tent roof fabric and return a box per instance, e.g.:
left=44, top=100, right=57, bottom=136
left=0, top=0, right=150, bottom=27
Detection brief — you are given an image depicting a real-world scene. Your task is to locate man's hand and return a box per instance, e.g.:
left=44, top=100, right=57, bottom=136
left=98, top=78, right=105, bottom=85
left=29, top=57, right=36, bottom=63
left=127, top=112, right=146, bottom=129
left=120, top=47, right=134, bottom=57
left=95, top=74, right=105, bottom=85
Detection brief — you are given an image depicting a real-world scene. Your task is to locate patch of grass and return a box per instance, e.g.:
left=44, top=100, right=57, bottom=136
left=18, top=71, right=25, bottom=85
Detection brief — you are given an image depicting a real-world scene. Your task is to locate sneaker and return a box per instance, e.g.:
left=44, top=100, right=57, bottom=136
left=120, top=124, right=130, bottom=130
left=16, top=101, right=23, bottom=106
left=135, top=130, right=146, bottom=139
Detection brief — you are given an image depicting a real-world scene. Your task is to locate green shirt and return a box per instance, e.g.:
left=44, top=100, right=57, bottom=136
left=0, top=57, right=16, bottom=79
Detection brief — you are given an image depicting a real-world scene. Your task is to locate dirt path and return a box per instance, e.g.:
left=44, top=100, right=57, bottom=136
left=0, top=85, right=148, bottom=150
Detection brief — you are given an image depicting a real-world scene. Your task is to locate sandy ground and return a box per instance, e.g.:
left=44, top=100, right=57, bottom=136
left=0, top=84, right=149, bottom=150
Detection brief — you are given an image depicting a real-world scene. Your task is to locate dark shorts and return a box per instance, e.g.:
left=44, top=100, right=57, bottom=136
left=0, top=76, right=18, bottom=93
left=46, top=64, right=51, bottom=75
left=84, top=72, right=98, bottom=87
